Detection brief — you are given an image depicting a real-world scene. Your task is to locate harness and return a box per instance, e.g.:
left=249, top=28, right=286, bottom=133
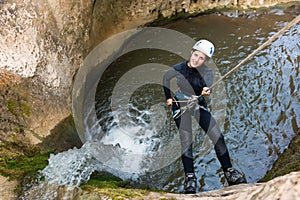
left=172, top=90, right=209, bottom=119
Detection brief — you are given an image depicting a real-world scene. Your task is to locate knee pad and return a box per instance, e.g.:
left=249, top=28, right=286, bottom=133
left=214, top=135, right=228, bottom=156
left=182, top=145, right=193, bottom=159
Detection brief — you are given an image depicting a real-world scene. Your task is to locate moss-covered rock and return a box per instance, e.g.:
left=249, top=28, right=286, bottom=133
left=260, top=129, right=300, bottom=182
left=0, top=134, right=51, bottom=196
left=79, top=171, right=150, bottom=200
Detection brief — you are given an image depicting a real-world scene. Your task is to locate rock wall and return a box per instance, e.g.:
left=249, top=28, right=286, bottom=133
left=0, top=0, right=93, bottom=142
left=0, top=0, right=296, bottom=142
left=89, top=0, right=294, bottom=46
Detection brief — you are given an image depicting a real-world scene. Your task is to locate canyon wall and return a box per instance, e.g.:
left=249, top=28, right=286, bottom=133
left=0, top=0, right=296, bottom=143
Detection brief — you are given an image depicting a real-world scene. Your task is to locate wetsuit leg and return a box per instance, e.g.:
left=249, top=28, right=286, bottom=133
left=173, top=103, right=194, bottom=173
left=194, top=107, right=232, bottom=170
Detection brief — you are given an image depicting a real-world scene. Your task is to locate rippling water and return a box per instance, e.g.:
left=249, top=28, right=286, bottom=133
left=25, top=7, right=299, bottom=199
left=94, top=9, right=299, bottom=192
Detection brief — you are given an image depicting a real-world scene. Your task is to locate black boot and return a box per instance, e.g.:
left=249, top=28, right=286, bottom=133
left=184, top=173, right=196, bottom=194
left=224, top=167, right=247, bottom=186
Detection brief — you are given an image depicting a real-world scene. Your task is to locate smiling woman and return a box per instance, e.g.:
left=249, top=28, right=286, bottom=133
left=162, top=39, right=246, bottom=193
left=91, top=9, right=299, bottom=193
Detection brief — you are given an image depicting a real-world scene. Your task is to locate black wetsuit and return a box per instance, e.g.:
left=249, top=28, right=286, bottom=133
left=163, top=61, right=232, bottom=174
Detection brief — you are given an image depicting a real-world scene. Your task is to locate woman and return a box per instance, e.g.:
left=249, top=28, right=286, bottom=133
left=163, top=39, right=246, bottom=194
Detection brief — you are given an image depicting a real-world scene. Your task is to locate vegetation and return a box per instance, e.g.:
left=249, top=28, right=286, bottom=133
left=0, top=106, right=298, bottom=198
left=0, top=137, right=161, bottom=199
left=259, top=130, right=300, bottom=182
left=0, top=138, right=51, bottom=195
left=1, top=130, right=300, bottom=198
left=80, top=171, right=151, bottom=200
left=7, top=100, right=31, bottom=117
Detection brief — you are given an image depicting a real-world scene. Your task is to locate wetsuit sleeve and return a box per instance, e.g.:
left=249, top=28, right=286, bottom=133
left=163, top=67, right=177, bottom=100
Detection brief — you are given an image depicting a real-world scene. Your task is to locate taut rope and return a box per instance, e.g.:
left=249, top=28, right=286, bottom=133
left=210, top=14, right=300, bottom=89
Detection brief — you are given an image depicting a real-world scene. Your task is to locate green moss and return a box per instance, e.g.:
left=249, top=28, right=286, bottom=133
left=81, top=172, right=126, bottom=189
left=0, top=139, right=52, bottom=181
left=20, top=102, right=31, bottom=116
left=0, top=139, right=52, bottom=196
left=0, top=152, right=49, bottom=180
left=80, top=172, right=150, bottom=200
left=7, top=100, right=31, bottom=117
left=260, top=130, right=300, bottom=182
left=7, top=100, right=19, bottom=116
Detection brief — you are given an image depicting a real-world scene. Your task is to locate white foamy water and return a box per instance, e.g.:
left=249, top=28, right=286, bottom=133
left=102, top=126, right=148, bottom=154
left=40, top=102, right=175, bottom=189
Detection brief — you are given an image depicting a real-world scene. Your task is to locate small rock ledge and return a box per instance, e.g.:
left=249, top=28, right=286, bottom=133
left=1, top=171, right=299, bottom=199
left=137, top=171, right=300, bottom=200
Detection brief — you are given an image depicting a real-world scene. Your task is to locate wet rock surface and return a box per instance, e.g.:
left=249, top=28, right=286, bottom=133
left=17, top=171, right=300, bottom=199
left=140, top=171, right=300, bottom=199
left=26, top=171, right=299, bottom=200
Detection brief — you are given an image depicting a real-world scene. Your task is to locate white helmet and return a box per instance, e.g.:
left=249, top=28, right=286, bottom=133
left=192, top=39, right=215, bottom=58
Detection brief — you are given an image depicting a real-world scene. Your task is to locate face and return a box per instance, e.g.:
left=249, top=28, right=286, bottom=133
left=188, top=50, right=207, bottom=68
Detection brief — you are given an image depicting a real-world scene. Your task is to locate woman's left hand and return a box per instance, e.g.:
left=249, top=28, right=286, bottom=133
left=201, top=87, right=211, bottom=96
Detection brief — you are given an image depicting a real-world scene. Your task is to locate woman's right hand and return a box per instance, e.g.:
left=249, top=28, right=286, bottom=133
left=167, top=98, right=173, bottom=106
left=201, top=87, right=211, bottom=96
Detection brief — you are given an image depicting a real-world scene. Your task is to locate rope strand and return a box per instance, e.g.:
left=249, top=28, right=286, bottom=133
left=210, top=14, right=300, bottom=89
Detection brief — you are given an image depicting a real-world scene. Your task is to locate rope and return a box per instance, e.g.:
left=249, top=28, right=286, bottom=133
left=210, top=14, right=300, bottom=89
left=171, top=14, right=300, bottom=118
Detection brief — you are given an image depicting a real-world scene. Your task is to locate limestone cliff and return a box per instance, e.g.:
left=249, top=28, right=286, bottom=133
left=0, top=0, right=92, bottom=142
left=0, top=0, right=296, bottom=142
